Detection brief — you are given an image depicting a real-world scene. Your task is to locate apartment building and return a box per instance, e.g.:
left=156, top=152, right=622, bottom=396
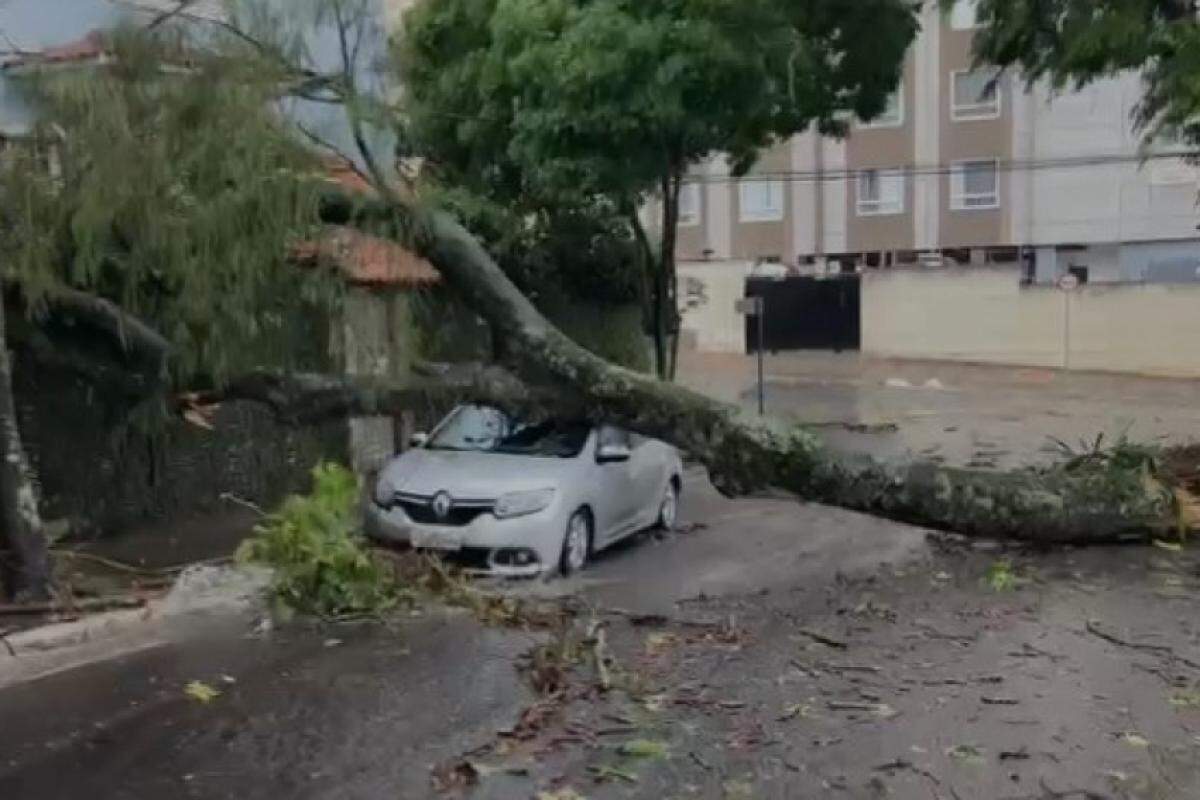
left=674, top=1, right=1200, bottom=287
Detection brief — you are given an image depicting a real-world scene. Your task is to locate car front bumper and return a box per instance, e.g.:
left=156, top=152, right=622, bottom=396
left=364, top=501, right=565, bottom=577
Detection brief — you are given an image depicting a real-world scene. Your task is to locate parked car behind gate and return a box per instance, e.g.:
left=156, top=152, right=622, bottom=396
left=366, top=404, right=683, bottom=577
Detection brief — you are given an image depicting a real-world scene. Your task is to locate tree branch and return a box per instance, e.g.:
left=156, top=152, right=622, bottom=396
left=315, top=187, right=1185, bottom=545
left=179, top=363, right=548, bottom=425
left=42, top=288, right=170, bottom=373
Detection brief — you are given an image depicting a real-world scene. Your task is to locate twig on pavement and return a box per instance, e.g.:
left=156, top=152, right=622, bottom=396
left=798, top=627, right=848, bottom=649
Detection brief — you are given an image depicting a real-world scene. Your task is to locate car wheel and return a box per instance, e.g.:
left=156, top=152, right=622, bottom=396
left=656, top=480, right=679, bottom=530
left=559, top=509, right=592, bottom=576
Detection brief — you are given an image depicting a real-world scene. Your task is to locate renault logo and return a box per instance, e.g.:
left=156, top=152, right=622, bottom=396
left=432, top=491, right=453, bottom=520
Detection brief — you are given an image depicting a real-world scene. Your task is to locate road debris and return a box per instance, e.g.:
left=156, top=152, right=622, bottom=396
left=797, top=627, right=848, bottom=649
left=183, top=680, right=221, bottom=704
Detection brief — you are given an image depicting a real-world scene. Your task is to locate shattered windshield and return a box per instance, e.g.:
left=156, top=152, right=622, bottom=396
left=426, top=405, right=590, bottom=458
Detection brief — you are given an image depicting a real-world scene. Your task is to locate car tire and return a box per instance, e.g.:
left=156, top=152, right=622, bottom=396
left=559, top=509, right=592, bottom=577
left=656, top=480, right=680, bottom=531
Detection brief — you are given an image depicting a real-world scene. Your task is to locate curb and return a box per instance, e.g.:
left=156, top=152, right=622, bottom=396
left=0, top=603, right=168, bottom=690
left=2, top=602, right=162, bottom=658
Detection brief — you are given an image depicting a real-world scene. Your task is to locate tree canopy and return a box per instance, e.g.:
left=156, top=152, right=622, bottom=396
left=0, top=26, right=340, bottom=389
left=401, top=0, right=919, bottom=195
left=398, top=0, right=920, bottom=377
left=959, top=0, right=1200, bottom=143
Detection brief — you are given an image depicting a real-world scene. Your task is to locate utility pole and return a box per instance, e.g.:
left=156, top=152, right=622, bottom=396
left=736, top=295, right=766, bottom=415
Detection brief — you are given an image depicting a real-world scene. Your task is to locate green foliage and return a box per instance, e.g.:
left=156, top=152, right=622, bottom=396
left=401, top=0, right=918, bottom=197
left=400, top=0, right=918, bottom=376
left=985, top=559, right=1017, bottom=592
left=0, top=25, right=338, bottom=386
left=237, top=463, right=400, bottom=617
left=430, top=186, right=641, bottom=307
left=956, top=0, right=1200, bottom=144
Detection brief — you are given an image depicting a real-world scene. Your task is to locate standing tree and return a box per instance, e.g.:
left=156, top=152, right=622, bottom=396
left=398, top=0, right=919, bottom=379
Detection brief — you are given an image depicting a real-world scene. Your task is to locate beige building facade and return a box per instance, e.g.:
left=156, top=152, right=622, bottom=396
left=671, top=1, right=1200, bottom=286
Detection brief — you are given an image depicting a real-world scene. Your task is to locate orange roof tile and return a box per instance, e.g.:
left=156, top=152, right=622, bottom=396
left=294, top=226, right=441, bottom=289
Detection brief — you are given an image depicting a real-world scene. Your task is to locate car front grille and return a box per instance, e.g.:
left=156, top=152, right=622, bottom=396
left=390, top=492, right=495, bottom=527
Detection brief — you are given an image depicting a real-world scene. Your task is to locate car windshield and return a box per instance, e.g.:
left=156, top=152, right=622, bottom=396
left=426, top=405, right=590, bottom=458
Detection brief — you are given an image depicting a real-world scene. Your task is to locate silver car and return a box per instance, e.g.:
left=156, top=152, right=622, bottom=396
left=366, top=404, right=683, bottom=578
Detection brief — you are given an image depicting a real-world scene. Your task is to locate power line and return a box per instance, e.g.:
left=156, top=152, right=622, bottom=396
left=683, top=151, right=1200, bottom=184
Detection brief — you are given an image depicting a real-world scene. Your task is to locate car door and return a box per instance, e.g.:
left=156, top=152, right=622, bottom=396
left=626, top=434, right=666, bottom=529
left=591, top=425, right=638, bottom=545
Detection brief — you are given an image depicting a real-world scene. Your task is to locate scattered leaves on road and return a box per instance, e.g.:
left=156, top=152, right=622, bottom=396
left=945, top=743, right=985, bottom=765
left=985, top=559, right=1018, bottom=592
left=587, top=764, right=638, bottom=784
left=183, top=680, right=221, bottom=704
left=778, top=702, right=813, bottom=722
left=618, top=739, right=669, bottom=760
left=430, top=760, right=479, bottom=792
left=1169, top=691, right=1200, bottom=709
left=1119, top=732, right=1151, bottom=748
left=537, top=790, right=586, bottom=800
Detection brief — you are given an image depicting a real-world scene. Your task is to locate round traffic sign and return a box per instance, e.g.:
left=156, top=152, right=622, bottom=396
left=1057, top=274, right=1080, bottom=291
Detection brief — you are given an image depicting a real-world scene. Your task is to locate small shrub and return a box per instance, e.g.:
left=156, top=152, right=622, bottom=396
left=236, top=463, right=399, bottom=617
left=985, top=559, right=1018, bottom=592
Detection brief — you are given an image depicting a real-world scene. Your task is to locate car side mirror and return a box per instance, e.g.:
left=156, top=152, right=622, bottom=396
left=409, top=432, right=429, bottom=449
left=596, top=443, right=631, bottom=464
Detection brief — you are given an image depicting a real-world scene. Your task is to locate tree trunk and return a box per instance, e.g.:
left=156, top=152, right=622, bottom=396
left=318, top=191, right=1185, bottom=545
left=663, top=171, right=683, bottom=382
left=0, top=295, right=50, bottom=600
left=656, top=172, right=681, bottom=381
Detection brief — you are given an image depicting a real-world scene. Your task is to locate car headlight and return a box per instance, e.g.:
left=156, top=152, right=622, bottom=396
left=494, top=488, right=556, bottom=519
left=374, top=477, right=396, bottom=506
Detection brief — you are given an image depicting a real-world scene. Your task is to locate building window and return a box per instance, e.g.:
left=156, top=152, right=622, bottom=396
left=950, top=0, right=980, bottom=30
left=738, top=180, right=784, bottom=222
left=856, top=168, right=905, bottom=216
left=951, top=69, right=1002, bottom=121
left=950, top=159, right=1000, bottom=210
left=859, top=86, right=904, bottom=129
left=677, top=182, right=701, bottom=226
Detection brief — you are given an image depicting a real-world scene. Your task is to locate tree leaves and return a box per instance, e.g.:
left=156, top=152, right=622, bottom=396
left=0, top=25, right=340, bottom=388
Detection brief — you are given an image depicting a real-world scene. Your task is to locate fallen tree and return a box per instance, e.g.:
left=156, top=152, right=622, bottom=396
left=2, top=4, right=1193, bottom=600
left=187, top=190, right=1188, bottom=547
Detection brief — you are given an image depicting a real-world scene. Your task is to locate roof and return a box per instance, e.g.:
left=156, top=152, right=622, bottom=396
left=307, top=157, right=440, bottom=289
left=322, top=157, right=378, bottom=197
left=1, top=31, right=110, bottom=72
left=294, top=227, right=441, bottom=289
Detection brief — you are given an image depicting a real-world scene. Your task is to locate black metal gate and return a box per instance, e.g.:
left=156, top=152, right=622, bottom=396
left=744, top=275, right=861, bottom=353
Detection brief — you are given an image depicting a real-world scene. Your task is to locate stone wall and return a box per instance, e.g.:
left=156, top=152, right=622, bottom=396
left=13, top=357, right=348, bottom=535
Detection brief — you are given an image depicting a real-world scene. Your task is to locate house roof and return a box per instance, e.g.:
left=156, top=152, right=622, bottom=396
left=294, top=226, right=441, bottom=289
left=309, top=157, right=441, bottom=289
left=1, top=31, right=110, bottom=72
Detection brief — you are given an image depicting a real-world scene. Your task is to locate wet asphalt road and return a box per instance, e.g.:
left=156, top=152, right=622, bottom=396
left=4, top=476, right=1200, bottom=798
left=0, top=474, right=929, bottom=800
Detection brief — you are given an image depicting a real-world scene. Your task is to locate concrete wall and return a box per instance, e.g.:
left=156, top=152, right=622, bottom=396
left=863, top=268, right=1200, bottom=377
left=1026, top=75, right=1200, bottom=247
left=678, top=260, right=754, bottom=354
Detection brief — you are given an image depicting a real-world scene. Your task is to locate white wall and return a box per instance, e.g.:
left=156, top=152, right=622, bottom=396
left=1028, top=75, right=1200, bottom=247
left=677, top=260, right=753, bottom=353
left=863, top=267, right=1200, bottom=377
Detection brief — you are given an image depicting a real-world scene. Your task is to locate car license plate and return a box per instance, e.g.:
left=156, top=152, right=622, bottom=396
left=411, top=529, right=462, bottom=551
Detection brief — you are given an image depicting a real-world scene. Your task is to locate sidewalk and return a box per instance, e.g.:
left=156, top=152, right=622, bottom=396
left=678, top=350, right=1200, bottom=469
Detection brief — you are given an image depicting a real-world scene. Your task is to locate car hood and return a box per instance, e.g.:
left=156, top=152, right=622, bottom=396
left=379, top=448, right=575, bottom=500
